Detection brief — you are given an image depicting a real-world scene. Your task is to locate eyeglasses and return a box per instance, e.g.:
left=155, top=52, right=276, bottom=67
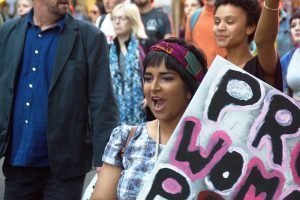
left=111, top=16, right=129, bottom=22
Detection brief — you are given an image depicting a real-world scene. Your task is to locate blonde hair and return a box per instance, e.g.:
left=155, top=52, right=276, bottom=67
left=111, top=3, right=148, bottom=39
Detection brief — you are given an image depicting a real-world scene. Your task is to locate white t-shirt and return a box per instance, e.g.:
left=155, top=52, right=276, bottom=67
left=95, top=14, right=115, bottom=44
left=287, top=48, right=300, bottom=100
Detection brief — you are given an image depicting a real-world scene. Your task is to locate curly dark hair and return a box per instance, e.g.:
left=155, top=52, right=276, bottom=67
left=214, top=0, right=261, bottom=43
left=290, top=9, right=300, bottom=25
left=143, top=37, right=207, bottom=97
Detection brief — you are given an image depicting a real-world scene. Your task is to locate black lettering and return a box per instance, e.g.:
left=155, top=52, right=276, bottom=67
left=283, top=191, right=300, bottom=200
left=296, top=151, right=300, bottom=178
left=234, top=166, right=280, bottom=200
left=176, top=120, right=228, bottom=174
left=208, top=70, right=261, bottom=121
left=209, top=151, right=244, bottom=191
left=252, top=95, right=300, bottom=166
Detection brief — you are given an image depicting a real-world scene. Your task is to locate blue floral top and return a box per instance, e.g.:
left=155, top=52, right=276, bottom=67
left=109, top=36, right=146, bottom=125
left=102, top=123, right=164, bottom=200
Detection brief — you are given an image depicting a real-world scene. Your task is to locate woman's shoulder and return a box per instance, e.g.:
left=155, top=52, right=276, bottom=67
left=102, top=123, right=148, bottom=166
left=112, top=123, right=148, bottom=137
left=281, top=48, right=297, bottom=68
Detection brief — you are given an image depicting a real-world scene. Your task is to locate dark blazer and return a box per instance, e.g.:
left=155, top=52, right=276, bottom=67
left=0, top=14, right=119, bottom=179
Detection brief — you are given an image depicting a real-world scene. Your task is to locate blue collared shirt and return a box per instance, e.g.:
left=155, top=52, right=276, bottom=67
left=11, top=11, right=65, bottom=167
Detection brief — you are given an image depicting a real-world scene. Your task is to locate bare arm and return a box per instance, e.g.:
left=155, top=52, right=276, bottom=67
left=254, top=0, right=280, bottom=86
left=90, top=163, right=122, bottom=200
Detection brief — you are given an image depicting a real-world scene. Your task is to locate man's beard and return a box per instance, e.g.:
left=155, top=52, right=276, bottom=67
left=134, top=0, right=149, bottom=8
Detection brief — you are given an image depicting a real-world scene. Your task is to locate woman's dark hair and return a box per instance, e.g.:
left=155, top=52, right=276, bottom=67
left=290, top=9, right=300, bottom=25
left=198, top=0, right=204, bottom=7
left=143, top=37, right=207, bottom=97
left=95, top=1, right=106, bottom=15
left=214, top=0, right=261, bottom=43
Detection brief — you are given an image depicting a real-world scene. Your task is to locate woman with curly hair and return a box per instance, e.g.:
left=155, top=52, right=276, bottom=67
left=213, top=0, right=283, bottom=90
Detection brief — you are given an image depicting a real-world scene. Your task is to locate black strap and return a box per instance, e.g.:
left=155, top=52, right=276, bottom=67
left=98, top=15, right=106, bottom=29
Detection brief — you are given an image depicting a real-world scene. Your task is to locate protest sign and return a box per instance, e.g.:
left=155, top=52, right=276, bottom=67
left=138, top=56, right=300, bottom=200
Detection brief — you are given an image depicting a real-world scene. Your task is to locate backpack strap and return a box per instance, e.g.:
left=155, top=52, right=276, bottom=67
left=190, top=7, right=203, bottom=32
left=98, top=15, right=106, bottom=29
left=119, top=126, right=137, bottom=158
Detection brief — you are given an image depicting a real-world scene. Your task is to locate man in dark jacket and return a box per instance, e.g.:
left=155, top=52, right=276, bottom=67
left=0, top=0, right=119, bottom=199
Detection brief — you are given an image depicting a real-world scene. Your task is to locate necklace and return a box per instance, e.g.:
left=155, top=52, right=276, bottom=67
left=155, top=120, right=160, bottom=160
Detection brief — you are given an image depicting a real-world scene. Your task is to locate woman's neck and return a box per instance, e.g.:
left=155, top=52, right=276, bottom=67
left=117, top=34, right=130, bottom=55
left=158, top=116, right=182, bottom=145
left=226, top=44, right=253, bottom=68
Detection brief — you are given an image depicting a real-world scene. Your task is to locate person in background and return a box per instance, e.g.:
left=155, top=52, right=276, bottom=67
left=0, top=0, right=119, bottom=199
left=277, top=4, right=293, bottom=57
left=133, top=0, right=173, bottom=53
left=73, top=2, right=89, bottom=21
left=179, top=0, right=203, bottom=39
left=214, top=0, right=282, bottom=91
left=254, top=0, right=293, bottom=58
left=91, top=37, right=207, bottom=200
left=16, top=0, right=32, bottom=17
left=281, top=9, right=300, bottom=103
left=0, top=13, right=3, bottom=26
left=185, top=0, right=226, bottom=67
left=0, top=0, right=11, bottom=22
left=89, top=1, right=106, bottom=25
left=96, top=0, right=125, bottom=44
left=109, top=2, right=148, bottom=125
left=185, top=0, right=204, bottom=16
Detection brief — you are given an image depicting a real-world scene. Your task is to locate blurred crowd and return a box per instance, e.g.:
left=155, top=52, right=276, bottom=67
left=1, top=0, right=300, bottom=199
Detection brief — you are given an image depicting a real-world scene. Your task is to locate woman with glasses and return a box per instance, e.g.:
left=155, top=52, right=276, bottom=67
left=108, top=2, right=148, bottom=125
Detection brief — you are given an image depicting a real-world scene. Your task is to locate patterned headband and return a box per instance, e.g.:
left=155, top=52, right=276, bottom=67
left=149, top=41, right=205, bottom=82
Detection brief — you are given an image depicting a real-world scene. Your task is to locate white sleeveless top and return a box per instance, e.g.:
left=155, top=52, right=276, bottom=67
left=287, top=48, right=300, bottom=100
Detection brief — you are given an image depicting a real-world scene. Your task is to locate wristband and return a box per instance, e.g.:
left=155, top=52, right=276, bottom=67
left=264, top=1, right=279, bottom=11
